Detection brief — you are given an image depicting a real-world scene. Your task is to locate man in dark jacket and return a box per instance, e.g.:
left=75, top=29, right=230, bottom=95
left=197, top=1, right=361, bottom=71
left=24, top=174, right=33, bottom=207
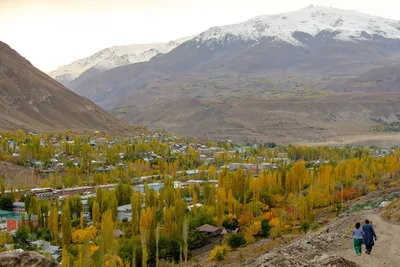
left=362, top=219, right=377, bottom=254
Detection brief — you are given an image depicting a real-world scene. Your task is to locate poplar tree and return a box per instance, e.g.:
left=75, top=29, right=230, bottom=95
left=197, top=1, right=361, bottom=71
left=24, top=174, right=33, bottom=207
left=182, top=216, right=189, bottom=263
left=62, top=200, right=71, bottom=247
left=92, top=201, right=100, bottom=228
left=140, top=208, right=153, bottom=267
left=155, top=223, right=160, bottom=267
left=130, top=193, right=140, bottom=235
left=101, top=210, right=114, bottom=257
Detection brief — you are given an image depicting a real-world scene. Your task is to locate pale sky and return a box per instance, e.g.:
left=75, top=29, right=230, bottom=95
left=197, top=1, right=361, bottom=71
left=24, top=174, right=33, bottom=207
left=1, top=0, right=400, bottom=72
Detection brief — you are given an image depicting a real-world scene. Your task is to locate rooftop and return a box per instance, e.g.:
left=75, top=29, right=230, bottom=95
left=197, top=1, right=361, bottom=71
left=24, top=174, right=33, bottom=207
left=12, top=202, right=25, bottom=207
left=199, top=224, right=220, bottom=233
left=117, top=204, right=132, bottom=211
left=7, top=215, right=38, bottom=221
left=0, top=210, right=15, bottom=217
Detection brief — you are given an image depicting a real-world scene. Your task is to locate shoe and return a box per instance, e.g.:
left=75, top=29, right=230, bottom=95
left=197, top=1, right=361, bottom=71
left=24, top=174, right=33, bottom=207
left=357, top=254, right=361, bottom=256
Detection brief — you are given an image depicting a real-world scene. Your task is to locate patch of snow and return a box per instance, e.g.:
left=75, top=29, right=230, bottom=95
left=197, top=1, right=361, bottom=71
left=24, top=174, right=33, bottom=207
left=49, top=36, right=195, bottom=82
left=194, top=5, right=400, bottom=46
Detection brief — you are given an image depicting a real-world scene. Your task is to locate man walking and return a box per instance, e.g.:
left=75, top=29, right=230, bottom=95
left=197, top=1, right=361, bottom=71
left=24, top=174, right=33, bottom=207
left=363, top=219, right=377, bottom=254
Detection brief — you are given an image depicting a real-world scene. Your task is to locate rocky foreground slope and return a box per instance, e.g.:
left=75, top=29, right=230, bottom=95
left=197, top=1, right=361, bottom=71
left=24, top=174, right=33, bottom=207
left=243, top=228, right=357, bottom=267
left=0, top=251, right=58, bottom=267
left=229, top=193, right=400, bottom=267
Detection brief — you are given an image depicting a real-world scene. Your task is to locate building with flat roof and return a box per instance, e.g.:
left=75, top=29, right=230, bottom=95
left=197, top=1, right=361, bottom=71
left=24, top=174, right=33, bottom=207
left=199, top=224, right=222, bottom=237
left=0, top=210, right=15, bottom=223
left=12, top=202, right=25, bottom=214
left=7, top=215, right=38, bottom=231
left=117, top=204, right=132, bottom=222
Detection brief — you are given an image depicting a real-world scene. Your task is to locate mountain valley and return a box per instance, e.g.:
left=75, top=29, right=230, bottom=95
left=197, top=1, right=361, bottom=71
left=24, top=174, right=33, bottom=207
left=51, top=5, right=400, bottom=145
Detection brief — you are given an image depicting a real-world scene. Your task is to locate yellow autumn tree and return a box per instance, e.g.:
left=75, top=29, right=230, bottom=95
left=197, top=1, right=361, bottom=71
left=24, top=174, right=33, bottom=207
left=72, top=229, right=88, bottom=244
left=140, top=208, right=153, bottom=267
left=92, top=201, right=100, bottom=228
left=216, top=188, right=226, bottom=227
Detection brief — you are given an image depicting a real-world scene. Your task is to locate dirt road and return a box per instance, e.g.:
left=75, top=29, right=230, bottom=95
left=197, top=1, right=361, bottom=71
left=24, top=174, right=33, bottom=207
left=334, top=212, right=400, bottom=267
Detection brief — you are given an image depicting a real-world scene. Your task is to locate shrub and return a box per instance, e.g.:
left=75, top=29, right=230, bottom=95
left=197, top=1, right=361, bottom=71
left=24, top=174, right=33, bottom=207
left=368, top=184, right=377, bottom=191
left=309, top=222, right=319, bottom=231
left=353, top=180, right=369, bottom=196
left=188, top=229, right=207, bottom=250
left=300, top=221, right=310, bottom=233
left=260, top=219, right=271, bottom=237
left=209, top=245, right=229, bottom=261
left=227, top=232, right=246, bottom=248
left=71, top=218, right=81, bottom=228
left=222, top=214, right=239, bottom=230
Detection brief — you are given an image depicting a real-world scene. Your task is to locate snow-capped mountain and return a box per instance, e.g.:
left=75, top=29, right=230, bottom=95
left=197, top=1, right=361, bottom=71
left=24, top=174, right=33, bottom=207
left=195, top=5, right=400, bottom=45
left=73, top=5, right=400, bottom=110
left=49, top=36, right=194, bottom=86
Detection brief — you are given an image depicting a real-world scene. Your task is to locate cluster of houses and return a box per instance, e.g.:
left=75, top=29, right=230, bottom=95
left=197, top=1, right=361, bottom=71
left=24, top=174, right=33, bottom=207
left=0, top=205, right=37, bottom=232
left=370, top=148, right=393, bottom=158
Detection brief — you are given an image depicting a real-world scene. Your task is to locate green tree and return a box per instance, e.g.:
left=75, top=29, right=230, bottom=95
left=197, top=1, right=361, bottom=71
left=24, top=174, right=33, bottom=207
left=260, top=219, right=271, bottom=237
left=227, top=232, right=246, bottom=248
left=155, top=223, right=160, bottom=267
left=300, top=221, right=310, bottom=233
left=101, top=209, right=114, bottom=256
left=92, top=201, right=100, bottom=228
left=61, top=200, right=72, bottom=247
left=69, top=195, right=83, bottom=219
left=182, top=216, right=189, bottom=263
left=12, top=225, right=30, bottom=249
left=131, top=193, right=141, bottom=235
left=0, top=195, right=14, bottom=211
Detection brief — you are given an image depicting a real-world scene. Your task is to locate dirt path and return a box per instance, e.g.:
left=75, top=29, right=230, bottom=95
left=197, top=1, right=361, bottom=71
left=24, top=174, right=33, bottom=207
left=334, top=212, right=400, bottom=267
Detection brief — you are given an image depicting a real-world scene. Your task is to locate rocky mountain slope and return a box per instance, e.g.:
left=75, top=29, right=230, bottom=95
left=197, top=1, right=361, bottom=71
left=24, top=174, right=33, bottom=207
left=0, top=41, right=130, bottom=132
left=49, top=36, right=193, bottom=87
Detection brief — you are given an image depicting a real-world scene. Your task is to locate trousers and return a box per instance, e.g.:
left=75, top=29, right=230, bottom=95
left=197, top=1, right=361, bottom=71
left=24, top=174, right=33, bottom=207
left=353, top=238, right=363, bottom=255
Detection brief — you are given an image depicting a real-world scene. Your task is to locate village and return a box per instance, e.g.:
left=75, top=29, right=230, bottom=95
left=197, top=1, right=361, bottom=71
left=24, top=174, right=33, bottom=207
left=0, top=130, right=398, bottom=264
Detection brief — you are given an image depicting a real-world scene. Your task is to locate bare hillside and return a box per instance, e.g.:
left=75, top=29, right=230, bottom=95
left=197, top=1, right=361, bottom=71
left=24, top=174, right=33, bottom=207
left=115, top=93, right=400, bottom=145
left=0, top=41, right=130, bottom=132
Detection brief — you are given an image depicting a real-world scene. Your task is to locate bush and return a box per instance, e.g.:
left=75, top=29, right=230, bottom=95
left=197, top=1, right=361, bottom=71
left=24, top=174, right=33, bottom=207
left=188, top=229, right=207, bottom=250
left=260, top=219, right=271, bottom=237
left=353, top=180, right=369, bottom=196
left=37, top=228, right=51, bottom=241
left=71, top=218, right=81, bottom=228
left=209, top=245, right=229, bottom=261
left=309, top=222, right=319, bottom=231
left=227, top=232, right=246, bottom=248
left=12, top=225, right=30, bottom=249
left=222, top=215, right=239, bottom=231
left=300, top=221, right=310, bottom=233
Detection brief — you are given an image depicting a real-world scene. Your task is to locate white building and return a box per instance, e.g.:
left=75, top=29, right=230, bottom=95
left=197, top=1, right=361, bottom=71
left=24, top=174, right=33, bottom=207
left=12, top=202, right=25, bottom=214
left=117, top=204, right=132, bottom=222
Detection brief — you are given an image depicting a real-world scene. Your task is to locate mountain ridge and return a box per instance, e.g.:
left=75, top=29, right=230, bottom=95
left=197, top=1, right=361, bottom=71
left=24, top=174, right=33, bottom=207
left=49, top=36, right=194, bottom=87
left=194, top=5, right=400, bottom=45
left=0, top=41, right=130, bottom=133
